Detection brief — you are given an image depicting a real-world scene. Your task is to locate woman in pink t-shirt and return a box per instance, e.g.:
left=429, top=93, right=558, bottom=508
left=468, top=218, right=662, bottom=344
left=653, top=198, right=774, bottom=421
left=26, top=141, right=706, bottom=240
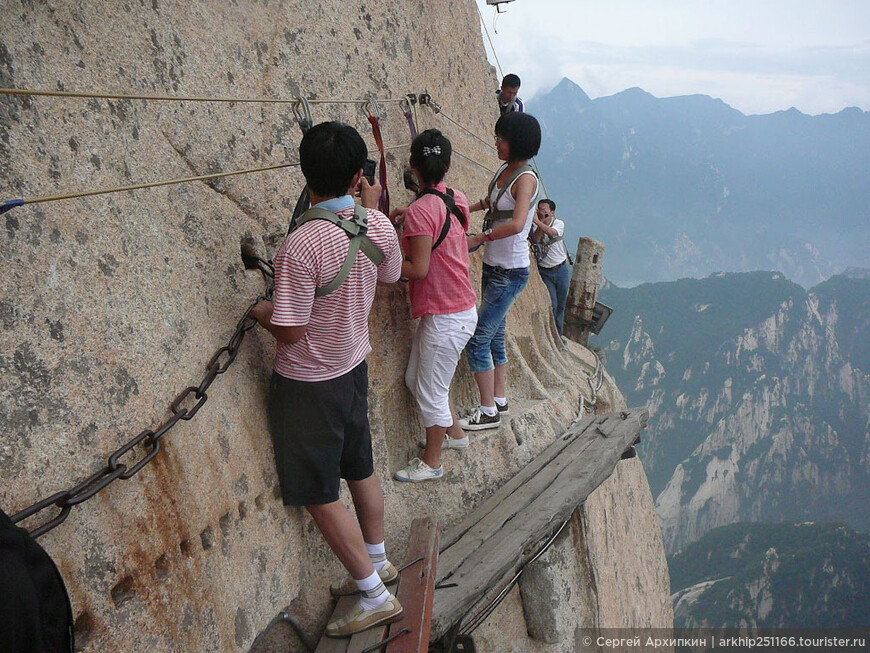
left=392, top=130, right=478, bottom=483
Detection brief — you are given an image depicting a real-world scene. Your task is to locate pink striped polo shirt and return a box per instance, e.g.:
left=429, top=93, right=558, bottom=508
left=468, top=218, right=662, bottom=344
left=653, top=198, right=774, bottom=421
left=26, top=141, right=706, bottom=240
left=270, top=202, right=402, bottom=381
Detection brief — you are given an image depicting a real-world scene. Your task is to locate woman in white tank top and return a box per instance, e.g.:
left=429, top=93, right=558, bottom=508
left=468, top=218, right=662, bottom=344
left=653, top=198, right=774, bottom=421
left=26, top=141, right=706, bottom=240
left=461, top=112, right=541, bottom=431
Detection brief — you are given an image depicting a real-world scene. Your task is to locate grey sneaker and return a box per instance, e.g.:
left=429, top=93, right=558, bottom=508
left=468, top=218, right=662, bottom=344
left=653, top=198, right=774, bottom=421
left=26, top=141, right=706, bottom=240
left=458, top=407, right=501, bottom=431
left=495, top=401, right=509, bottom=415
left=325, top=594, right=403, bottom=637
left=394, top=457, right=444, bottom=483
left=329, top=561, right=399, bottom=597
left=417, top=434, right=469, bottom=450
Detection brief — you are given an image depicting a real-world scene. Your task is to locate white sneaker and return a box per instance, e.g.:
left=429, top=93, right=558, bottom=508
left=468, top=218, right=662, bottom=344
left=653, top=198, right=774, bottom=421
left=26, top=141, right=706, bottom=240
left=458, top=407, right=501, bottom=431
left=417, top=434, right=469, bottom=450
left=394, top=457, right=444, bottom=483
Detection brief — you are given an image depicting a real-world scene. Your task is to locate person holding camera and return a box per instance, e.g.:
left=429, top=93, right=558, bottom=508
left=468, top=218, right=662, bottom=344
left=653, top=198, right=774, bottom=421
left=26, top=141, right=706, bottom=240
left=250, top=121, right=403, bottom=638
left=462, top=112, right=541, bottom=430
left=531, top=198, right=571, bottom=336
left=389, top=130, right=478, bottom=483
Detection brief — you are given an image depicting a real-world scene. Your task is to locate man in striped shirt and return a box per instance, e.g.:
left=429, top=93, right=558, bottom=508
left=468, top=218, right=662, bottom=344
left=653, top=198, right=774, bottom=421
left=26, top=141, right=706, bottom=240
left=251, top=122, right=403, bottom=637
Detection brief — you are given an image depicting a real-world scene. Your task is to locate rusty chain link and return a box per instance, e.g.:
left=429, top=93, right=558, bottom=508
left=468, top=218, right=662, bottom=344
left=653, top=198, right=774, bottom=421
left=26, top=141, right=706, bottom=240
left=11, top=259, right=274, bottom=538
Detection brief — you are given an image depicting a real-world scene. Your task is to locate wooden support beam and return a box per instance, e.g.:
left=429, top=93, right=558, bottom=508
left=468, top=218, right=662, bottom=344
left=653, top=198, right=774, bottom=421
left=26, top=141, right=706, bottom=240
left=386, top=518, right=439, bottom=653
left=430, top=407, right=648, bottom=641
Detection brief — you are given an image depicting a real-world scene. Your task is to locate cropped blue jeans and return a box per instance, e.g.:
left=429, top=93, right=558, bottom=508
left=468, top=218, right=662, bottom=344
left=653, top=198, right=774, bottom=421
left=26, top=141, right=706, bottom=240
left=538, top=260, right=572, bottom=335
left=465, top=263, right=530, bottom=373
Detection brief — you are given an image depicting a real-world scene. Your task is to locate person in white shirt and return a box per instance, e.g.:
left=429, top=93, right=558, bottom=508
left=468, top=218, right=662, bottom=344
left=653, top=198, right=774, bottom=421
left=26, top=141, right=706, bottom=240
left=531, top=198, right=571, bottom=335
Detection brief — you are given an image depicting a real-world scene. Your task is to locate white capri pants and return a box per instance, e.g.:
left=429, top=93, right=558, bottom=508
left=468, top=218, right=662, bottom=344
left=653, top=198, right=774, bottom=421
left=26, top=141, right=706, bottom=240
left=405, top=307, right=478, bottom=428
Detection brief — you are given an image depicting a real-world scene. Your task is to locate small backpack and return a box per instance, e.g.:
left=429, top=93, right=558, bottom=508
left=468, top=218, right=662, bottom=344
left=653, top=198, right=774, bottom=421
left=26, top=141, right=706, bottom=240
left=0, top=508, right=74, bottom=652
left=418, top=187, right=468, bottom=251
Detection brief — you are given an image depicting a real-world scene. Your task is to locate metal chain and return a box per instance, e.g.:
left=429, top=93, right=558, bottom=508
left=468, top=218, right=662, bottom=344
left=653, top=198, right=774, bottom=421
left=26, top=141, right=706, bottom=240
left=10, top=261, right=275, bottom=538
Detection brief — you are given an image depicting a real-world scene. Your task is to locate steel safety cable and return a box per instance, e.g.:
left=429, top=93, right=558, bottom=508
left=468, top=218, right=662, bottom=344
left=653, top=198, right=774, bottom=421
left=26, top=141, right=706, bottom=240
left=451, top=149, right=497, bottom=174
left=0, top=162, right=301, bottom=214
left=0, top=86, right=410, bottom=105
left=1, top=139, right=419, bottom=214
left=469, top=7, right=554, bottom=200
left=420, top=98, right=497, bottom=154
left=459, top=517, right=572, bottom=635
left=476, top=1, right=505, bottom=79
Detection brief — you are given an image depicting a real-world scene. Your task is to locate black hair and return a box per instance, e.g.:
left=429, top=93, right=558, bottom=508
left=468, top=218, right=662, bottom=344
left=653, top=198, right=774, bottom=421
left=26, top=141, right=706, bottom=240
left=538, top=198, right=556, bottom=211
left=409, top=129, right=452, bottom=187
left=501, top=73, right=521, bottom=89
left=299, top=121, right=367, bottom=197
left=494, top=111, right=541, bottom=162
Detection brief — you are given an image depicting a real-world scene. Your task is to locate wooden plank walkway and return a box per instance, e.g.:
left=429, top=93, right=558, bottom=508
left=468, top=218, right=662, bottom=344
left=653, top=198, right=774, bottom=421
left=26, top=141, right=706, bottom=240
left=315, top=518, right=439, bottom=653
left=430, top=407, right=648, bottom=641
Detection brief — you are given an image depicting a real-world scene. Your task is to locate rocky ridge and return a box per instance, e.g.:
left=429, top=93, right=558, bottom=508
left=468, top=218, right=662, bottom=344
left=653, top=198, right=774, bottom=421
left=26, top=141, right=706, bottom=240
left=597, top=271, right=870, bottom=554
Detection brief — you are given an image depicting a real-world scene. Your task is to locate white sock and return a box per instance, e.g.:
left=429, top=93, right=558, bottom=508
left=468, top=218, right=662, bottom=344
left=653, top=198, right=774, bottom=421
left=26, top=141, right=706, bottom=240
left=480, top=404, right=498, bottom=417
left=365, top=541, right=388, bottom=571
left=494, top=396, right=507, bottom=407
left=356, top=569, right=389, bottom=610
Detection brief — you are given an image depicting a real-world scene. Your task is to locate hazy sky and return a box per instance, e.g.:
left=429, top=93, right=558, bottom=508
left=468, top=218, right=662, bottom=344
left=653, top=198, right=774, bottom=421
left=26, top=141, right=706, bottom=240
left=475, top=0, right=870, bottom=115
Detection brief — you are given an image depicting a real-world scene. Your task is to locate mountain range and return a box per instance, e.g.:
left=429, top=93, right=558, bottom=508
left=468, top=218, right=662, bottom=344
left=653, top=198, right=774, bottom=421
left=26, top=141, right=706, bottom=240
left=529, top=78, right=870, bottom=288
left=593, top=270, right=870, bottom=553
left=670, top=522, right=870, bottom=628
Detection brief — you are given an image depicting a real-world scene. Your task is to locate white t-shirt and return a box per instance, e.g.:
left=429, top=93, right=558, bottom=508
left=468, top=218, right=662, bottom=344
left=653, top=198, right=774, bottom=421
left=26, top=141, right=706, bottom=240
left=533, top=218, right=569, bottom=268
left=483, top=167, right=539, bottom=269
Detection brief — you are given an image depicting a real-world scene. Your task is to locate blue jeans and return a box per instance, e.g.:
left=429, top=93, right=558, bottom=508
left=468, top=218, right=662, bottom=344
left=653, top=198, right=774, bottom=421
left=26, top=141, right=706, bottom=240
left=538, top=261, right=572, bottom=335
left=465, top=264, right=530, bottom=373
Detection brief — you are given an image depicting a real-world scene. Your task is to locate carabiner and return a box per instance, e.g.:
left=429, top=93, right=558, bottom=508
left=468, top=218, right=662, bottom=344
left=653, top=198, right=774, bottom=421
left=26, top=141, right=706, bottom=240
left=292, top=97, right=313, bottom=133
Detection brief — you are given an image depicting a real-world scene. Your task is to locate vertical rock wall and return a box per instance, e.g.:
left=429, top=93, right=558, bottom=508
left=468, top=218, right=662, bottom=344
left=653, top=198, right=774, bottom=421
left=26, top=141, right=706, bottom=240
left=1, top=1, right=670, bottom=650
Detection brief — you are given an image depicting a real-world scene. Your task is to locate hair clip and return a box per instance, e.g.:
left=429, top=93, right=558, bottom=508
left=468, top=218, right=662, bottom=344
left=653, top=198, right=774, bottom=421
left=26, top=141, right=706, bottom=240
left=422, top=146, right=441, bottom=157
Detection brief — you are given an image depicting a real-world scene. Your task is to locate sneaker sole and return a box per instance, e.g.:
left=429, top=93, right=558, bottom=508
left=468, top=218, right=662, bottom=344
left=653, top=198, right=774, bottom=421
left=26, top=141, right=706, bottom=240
left=394, top=472, right=444, bottom=483
left=459, top=421, right=500, bottom=431
left=417, top=440, right=468, bottom=450
left=325, top=605, right=404, bottom=638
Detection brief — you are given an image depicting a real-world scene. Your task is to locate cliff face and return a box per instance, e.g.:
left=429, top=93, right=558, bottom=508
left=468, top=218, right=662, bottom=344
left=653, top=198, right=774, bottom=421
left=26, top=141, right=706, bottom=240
left=1, top=1, right=671, bottom=650
left=598, top=272, right=870, bottom=554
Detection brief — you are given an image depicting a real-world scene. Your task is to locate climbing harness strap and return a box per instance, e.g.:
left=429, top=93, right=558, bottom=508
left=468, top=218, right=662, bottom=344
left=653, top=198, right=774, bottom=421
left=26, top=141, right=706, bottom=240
left=292, top=205, right=384, bottom=297
left=401, top=94, right=418, bottom=140
left=483, top=163, right=535, bottom=230
left=419, top=188, right=467, bottom=251
left=364, top=98, right=390, bottom=215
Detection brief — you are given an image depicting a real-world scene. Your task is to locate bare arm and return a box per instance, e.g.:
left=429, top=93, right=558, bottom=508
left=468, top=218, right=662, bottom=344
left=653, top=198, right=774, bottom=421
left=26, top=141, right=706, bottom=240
left=401, top=235, right=434, bottom=280
left=531, top=217, right=559, bottom=239
left=487, top=173, right=537, bottom=240
left=250, top=300, right=307, bottom=344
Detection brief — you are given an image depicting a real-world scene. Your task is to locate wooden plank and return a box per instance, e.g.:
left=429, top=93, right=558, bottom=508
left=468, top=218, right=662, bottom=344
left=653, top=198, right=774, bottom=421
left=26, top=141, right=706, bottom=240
left=440, top=414, right=604, bottom=550
left=314, top=596, right=355, bottom=653
left=437, top=421, right=607, bottom=579
left=430, top=408, right=648, bottom=640
left=386, top=517, right=439, bottom=653
left=346, top=620, right=388, bottom=653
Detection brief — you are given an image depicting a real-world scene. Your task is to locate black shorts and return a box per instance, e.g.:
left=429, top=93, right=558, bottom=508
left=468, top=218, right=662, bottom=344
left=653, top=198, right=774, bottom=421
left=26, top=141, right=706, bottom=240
left=267, top=361, right=374, bottom=506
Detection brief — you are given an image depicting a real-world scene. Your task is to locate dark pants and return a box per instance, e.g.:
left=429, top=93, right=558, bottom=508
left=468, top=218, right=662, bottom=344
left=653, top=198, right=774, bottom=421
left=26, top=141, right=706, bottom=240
left=268, top=361, right=374, bottom=506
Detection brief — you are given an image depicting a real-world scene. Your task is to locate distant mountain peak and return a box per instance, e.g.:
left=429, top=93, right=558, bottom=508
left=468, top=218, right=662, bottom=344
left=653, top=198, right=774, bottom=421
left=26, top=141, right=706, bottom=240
left=543, top=77, right=592, bottom=104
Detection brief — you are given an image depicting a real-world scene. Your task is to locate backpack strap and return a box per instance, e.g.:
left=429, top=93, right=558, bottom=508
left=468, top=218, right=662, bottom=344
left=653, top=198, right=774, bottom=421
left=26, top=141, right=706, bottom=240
left=420, top=187, right=467, bottom=251
left=484, top=163, right=536, bottom=227
left=293, top=205, right=384, bottom=297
